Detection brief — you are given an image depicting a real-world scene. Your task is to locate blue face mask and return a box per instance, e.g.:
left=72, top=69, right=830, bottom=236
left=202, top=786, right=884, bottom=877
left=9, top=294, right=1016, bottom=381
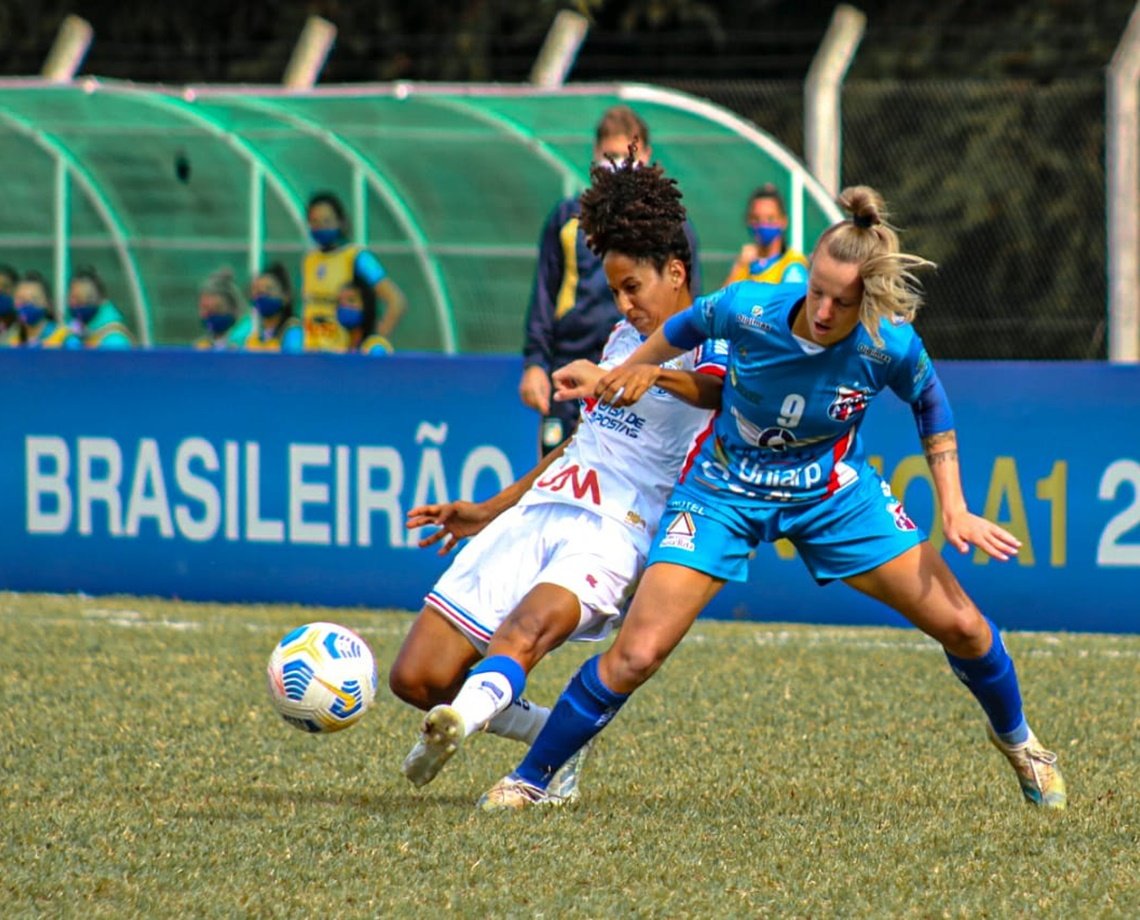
left=0, top=292, right=14, bottom=317
left=310, top=227, right=341, bottom=248
left=203, top=312, right=236, bottom=336
left=16, top=302, right=46, bottom=326
left=749, top=223, right=784, bottom=247
left=252, top=295, right=284, bottom=318
left=336, top=304, right=363, bottom=330
left=70, top=302, right=99, bottom=325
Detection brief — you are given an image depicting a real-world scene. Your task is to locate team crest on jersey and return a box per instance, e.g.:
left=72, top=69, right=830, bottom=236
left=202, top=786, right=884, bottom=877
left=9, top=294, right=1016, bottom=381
left=660, top=511, right=696, bottom=551
left=888, top=499, right=917, bottom=532
left=828, top=385, right=870, bottom=422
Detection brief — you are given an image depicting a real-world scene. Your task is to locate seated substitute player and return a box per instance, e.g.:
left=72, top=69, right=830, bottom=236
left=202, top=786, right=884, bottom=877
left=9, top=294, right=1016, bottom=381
left=66, top=266, right=135, bottom=349
left=194, top=268, right=244, bottom=350
left=11, top=271, right=78, bottom=349
left=721, top=183, right=809, bottom=288
left=479, top=184, right=1067, bottom=811
left=330, top=279, right=394, bottom=354
left=232, top=263, right=303, bottom=353
left=390, top=152, right=725, bottom=802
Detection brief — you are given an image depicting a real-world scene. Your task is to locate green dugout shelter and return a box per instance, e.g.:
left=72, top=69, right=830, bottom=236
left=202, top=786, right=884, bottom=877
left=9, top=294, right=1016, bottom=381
left=0, top=78, right=842, bottom=350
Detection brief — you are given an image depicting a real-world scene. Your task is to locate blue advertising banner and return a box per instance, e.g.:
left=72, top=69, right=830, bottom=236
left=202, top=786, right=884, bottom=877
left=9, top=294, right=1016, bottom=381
left=2, top=351, right=1138, bottom=633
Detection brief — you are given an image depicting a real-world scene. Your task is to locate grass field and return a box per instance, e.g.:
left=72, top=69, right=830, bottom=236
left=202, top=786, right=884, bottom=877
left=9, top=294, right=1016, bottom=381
left=2, top=592, right=1137, bottom=918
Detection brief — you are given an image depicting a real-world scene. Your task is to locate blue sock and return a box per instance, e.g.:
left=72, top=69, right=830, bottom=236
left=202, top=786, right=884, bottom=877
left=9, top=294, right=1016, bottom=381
left=945, top=618, right=1028, bottom=744
left=513, top=655, right=629, bottom=789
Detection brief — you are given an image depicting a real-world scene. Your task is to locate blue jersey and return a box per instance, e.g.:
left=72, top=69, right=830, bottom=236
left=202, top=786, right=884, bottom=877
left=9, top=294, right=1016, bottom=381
left=679, top=280, right=934, bottom=505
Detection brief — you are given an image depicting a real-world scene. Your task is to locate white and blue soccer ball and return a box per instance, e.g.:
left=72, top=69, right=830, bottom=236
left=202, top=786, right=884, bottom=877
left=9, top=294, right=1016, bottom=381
left=266, top=621, right=378, bottom=733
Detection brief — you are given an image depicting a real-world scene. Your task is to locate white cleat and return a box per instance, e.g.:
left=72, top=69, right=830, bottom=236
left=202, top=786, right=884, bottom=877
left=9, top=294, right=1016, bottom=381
left=402, top=705, right=465, bottom=788
left=987, top=725, right=1067, bottom=810
left=544, top=742, right=591, bottom=804
left=476, top=775, right=566, bottom=811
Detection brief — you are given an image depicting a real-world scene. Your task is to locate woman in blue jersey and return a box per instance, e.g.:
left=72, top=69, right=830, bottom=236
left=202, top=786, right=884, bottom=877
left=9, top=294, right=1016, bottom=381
left=480, top=184, right=1066, bottom=812
left=721, top=183, right=809, bottom=288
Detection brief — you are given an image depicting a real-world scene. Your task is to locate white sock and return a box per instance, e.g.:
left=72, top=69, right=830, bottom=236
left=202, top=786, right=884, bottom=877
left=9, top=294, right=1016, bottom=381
left=450, top=670, right=516, bottom=737
left=485, top=697, right=551, bottom=745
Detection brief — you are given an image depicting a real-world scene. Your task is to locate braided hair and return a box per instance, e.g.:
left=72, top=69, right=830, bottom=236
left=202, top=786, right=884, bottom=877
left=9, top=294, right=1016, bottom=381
left=578, top=148, right=693, bottom=288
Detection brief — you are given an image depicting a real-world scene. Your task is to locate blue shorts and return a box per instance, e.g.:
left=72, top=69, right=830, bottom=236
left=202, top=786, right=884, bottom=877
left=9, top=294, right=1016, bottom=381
left=649, top=468, right=926, bottom=584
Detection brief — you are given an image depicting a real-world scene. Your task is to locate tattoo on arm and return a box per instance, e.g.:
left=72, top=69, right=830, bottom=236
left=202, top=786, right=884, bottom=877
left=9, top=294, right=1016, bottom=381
left=922, top=431, right=958, bottom=466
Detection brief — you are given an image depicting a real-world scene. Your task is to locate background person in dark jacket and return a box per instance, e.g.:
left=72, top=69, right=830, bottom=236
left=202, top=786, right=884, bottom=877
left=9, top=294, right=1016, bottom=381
left=519, top=105, right=701, bottom=456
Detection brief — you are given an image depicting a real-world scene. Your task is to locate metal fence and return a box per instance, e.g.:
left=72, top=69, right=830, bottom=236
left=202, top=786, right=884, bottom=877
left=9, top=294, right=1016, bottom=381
left=668, top=77, right=1107, bottom=359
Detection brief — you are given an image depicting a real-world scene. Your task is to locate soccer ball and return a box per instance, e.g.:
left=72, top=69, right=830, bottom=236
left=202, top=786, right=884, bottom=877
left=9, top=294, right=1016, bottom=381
left=266, top=622, right=378, bottom=733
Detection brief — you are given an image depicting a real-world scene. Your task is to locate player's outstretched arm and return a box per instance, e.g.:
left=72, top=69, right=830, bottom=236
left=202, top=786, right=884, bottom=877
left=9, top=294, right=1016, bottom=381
left=593, top=327, right=686, bottom=406
left=653, top=369, right=723, bottom=409
left=551, top=359, right=604, bottom=402
left=406, top=439, right=571, bottom=554
left=923, top=430, right=1021, bottom=561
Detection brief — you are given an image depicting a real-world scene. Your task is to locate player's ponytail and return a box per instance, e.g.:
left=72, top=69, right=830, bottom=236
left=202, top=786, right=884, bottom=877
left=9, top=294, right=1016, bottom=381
left=816, top=185, right=936, bottom=345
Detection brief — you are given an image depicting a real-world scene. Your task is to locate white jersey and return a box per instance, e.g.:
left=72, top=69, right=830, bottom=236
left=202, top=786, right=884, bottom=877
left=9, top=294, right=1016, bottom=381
left=517, top=321, right=724, bottom=555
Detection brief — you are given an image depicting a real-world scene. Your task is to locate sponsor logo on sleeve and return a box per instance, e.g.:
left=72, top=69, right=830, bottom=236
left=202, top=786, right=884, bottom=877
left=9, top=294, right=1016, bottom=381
left=857, top=343, right=892, bottom=365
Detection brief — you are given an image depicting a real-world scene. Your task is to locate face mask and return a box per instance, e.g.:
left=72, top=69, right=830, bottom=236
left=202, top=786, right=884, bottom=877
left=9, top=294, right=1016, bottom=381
left=595, top=157, right=641, bottom=173
left=749, top=223, right=784, bottom=247
left=16, top=302, right=46, bottom=326
left=0, top=292, right=13, bottom=317
left=336, top=304, right=363, bottom=330
left=203, top=313, right=236, bottom=336
left=252, top=295, right=284, bottom=318
left=70, top=303, right=99, bottom=325
left=310, top=227, right=341, bottom=248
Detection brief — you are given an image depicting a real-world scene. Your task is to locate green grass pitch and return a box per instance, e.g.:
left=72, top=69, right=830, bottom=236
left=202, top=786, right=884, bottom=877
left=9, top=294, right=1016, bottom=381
left=2, top=593, right=1137, bottom=918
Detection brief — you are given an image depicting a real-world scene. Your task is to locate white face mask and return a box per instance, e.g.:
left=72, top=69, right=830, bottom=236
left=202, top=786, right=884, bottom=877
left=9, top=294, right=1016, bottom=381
left=594, top=157, right=641, bottom=172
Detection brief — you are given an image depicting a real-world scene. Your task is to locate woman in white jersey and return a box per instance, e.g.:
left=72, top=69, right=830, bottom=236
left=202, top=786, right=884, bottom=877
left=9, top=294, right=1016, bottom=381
left=389, top=152, right=724, bottom=799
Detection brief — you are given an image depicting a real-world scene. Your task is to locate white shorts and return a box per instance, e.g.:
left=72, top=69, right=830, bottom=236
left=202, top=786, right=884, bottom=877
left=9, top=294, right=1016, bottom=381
left=425, top=502, right=643, bottom=655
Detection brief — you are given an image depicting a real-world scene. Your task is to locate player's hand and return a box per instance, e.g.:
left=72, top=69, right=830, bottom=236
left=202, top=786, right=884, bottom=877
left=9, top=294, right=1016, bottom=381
left=519, top=365, right=551, bottom=414
left=942, top=508, right=1022, bottom=561
left=593, top=363, right=661, bottom=407
left=552, top=359, right=603, bottom=402
left=406, top=501, right=493, bottom=555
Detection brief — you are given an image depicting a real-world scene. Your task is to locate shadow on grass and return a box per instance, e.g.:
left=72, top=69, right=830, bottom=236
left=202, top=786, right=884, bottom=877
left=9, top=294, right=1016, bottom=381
left=147, top=785, right=484, bottom=822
